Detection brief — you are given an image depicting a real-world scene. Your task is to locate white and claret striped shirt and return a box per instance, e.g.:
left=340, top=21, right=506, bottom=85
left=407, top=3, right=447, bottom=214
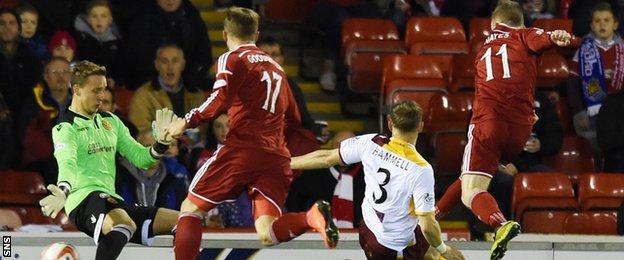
left=339, top=134, right=436, bottom=251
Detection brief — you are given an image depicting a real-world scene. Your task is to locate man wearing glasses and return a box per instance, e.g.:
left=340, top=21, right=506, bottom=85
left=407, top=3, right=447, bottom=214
left=17, top=56, right=72, bottom=184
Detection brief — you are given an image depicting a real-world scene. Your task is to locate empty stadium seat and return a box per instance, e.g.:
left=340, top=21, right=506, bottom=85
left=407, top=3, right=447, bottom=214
left=543, top=135, right=595, bottom=173
left=537, top=54, right=569, bottom=88
left=522, top=210, right=572, bottom=234
left=345, top=41, right=406, bottom=93
left=563, top=211, right=617, bottom=235
left=380, top=55, right=449, bottom=130
left=554, top=97, right=573, bottom=134
left=578, top=174, right=624, bottom=211
left=114, top=88, right=134, bottom=118
left=512, top=172, right=578, bottom=220
left=341, top=18, right=400, bottom=48
left=0, top=208, right=22, bottom=230
left=264, top=0, right=315, bottom=21
left=469, top=18, right=492, bottom=42
left=426, top=93, right=473, bottom=133
left=450, top=53, right=476, bottom=92
left=0, top=171, right=46, bottom=194
left=6, top=206, right=70, bottom=226
left=405, top=17, right=468, bottom=55
left=532, top=19, right=573, bottom=33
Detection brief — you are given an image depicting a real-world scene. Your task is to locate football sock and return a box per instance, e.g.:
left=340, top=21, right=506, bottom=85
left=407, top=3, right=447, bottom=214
left=470, top=191, right=506, bottom=229
left=270, top=212, right=309, bottom=243
left=95, top=225, right=133, bottom=260
left=174, top=213, right=203, bottom=260
left=435, top=179, right=462, bottom=219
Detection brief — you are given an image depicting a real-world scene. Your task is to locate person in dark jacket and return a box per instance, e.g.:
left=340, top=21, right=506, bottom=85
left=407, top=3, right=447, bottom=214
left=17, top=57, right=71, bottom=184
left=74, top=0, right=124, bottom=85
left=0, top=8, right=43, bottom=119
left=597, top=91, right=624, bottom=172
left=0, top=93, right=14, bottom=170
left=124, top=0, right=212, bottom=90
left=17, top=4, right=48, bottom=61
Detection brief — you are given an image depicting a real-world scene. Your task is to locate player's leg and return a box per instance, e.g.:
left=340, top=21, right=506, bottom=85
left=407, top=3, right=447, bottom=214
left=435, top=178, right=462, bottom=219
left=174, top=198, right=210, bottom=260
left=120, top=205, right=178, bottom=246
left=358, top=221, right=397, bottom=259
left=98, top=208, right=137, bottom=260
left=402, top=226, right=431, bottom=260
left=151, top=208, right=179, bottom=235
left=251, top=188, right=338, bottom=248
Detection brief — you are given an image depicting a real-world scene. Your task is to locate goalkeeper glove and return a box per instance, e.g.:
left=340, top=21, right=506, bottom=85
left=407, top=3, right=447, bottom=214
left=39, top=184, right=68, bottom=218
left=152, top=108, right=179, bottom=145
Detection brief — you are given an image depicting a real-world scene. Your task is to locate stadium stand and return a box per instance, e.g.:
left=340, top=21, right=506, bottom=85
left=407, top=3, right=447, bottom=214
left=405, top=17, right=468, bottom=55
left=543, top=135, right=596, bottom=174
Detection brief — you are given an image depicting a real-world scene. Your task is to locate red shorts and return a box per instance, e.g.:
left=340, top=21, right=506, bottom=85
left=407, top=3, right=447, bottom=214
left=187, top=145, right=292, bottom=215
left=461, top=120, right=533, bottom=178
left=358, top=222, right=429, bottom=260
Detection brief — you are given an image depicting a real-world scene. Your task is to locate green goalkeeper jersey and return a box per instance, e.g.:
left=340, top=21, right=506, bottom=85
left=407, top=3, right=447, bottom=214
left=52, top=109, right=158, bottom=214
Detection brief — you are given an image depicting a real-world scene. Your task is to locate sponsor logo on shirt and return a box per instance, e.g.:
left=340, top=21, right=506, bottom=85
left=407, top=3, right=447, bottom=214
left=102, top=119, right=112, bottom=131
left=54, top=143, right=66, bottom=151
left=87, top=142, right=114, bottom=154
left=423, top=193, right=434, bottom=206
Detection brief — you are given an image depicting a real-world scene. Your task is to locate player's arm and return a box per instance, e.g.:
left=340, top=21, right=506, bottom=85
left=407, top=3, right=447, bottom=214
left=524, top=28, right=571, bottom=53
left=414, top=168, right=465, bottom=260
left=41, top=123, right=78, bottom=218
left=115, top=112, right=162, bottom=170
left=290, top=149, right=344, bottom=170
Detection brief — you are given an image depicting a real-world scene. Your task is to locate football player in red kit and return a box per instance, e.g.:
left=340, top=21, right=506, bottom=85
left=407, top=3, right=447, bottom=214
left=434, top=1, right=572, bottom=259
left=164, top=7, right=338, bottom=260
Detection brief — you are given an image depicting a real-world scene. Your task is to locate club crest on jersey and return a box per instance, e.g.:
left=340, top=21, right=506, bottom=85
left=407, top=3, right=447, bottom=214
left=102, top=119, right=112, bottom=131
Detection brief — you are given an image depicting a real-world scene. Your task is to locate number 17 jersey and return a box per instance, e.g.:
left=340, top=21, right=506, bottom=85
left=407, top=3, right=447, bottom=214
left=339, top=134, right=435, bottom=251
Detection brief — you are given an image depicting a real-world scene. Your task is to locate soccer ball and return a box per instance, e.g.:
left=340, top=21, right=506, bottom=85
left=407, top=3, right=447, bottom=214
left=41, top=242, right=80, bottom=260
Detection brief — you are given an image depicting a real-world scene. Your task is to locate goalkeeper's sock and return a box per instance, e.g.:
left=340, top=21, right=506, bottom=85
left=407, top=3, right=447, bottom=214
left=174, top=212, right=203, bottom=260
left=435, top=179, right=462, bottom=219
left=95, top=225, right=133, bottom=260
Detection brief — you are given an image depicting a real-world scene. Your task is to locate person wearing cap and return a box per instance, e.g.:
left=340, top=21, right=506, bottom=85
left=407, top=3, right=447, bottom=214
left=48, top=30, right=77, bottom=64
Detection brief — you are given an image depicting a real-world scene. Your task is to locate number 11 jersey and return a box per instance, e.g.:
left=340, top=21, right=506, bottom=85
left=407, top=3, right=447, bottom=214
left=474, top=24, right=554, bottom=125
left=339, top=134, right=435, bottom=251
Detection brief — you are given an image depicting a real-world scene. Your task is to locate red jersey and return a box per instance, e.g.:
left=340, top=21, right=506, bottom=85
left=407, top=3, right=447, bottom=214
left=473, top=24, right=554, bottom=125
left=185, top=44, right=301, bottom=157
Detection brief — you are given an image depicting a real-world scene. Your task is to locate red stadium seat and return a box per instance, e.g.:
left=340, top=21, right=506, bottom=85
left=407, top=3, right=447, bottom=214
left=6, top=206, right=70, bottom=226
left=341, top=19, right=400, bottom=47
left=522, top=210, right=572, bottom=234
left=426, top=92, right=473, bottom=133
left=532, top=19, right=573, bottom=33
left=470, top=40, right=485, bottom=55
left=380, top=55, right=449, bottom=130
left=563, top=211, right=617, bottom=235
left=450, top=53, right=476, bottom=92
left=469, top=18, right=492, bottom=42
left=431, top=132, right=467, bottom=175
left=345, top=40, right=406, bottom=93
left=512, top=172, right=578, bottom=220
left=554, top=97, right=573, bottom=134
left=0, top=171, right=46, bottom=194
left=405, top=17, right=468, bottom=55
left=537, top=54, right=569, bottom=88
left=264, top=0, right=315, bottom=21
left=578, top=174, right=624, bottom=211
left=341, top=19, right=406, bottom=93
left=114, top=88, right=134, bottom=118
left=543, top=135, right=595, bottom=173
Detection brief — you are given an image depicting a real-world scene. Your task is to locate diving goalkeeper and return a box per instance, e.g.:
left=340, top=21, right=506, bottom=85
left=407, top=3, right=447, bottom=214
left=39, top=61, right=179, bottom=260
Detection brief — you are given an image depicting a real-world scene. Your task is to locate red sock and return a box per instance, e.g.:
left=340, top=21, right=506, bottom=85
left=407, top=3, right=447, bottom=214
left=174, top=213, right=202, bottom=260
left=436, top=179, right=462, bottom=219
left=470, top=191, right=506, bottom=229
left=270, top=212, right=309, bottom=243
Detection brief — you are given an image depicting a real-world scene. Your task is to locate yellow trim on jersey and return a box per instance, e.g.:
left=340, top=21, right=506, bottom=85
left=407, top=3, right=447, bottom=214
left=382, top=138, right=429, bottom=167
left=408, top=199, right=435, bottom=216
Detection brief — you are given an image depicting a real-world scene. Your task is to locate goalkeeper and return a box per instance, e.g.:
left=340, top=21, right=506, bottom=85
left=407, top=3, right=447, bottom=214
left=39, top=61, right=180, bottom=260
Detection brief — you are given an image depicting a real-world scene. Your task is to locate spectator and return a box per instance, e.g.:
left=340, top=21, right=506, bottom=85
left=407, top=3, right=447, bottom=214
left=21, top=0, right=77, bottom=38
left=17, top=4, right=47, bottom=61
left=99, top=86, right=138, bottom=137
left=74, top=0, right=124, bottom=86
left=0, top=8, right=43, bottom=119
left=128, top=44, right=206, bottom=144
left=17, top=57, right=71, bottom=184
left=567, top=2, right=624, bottom=157
left=117, top=139, right=190, bottom=210
left=48, top=31, right=77, bottom=64
left=125, top=0, right=212, bottom=90
left=285, top=130, right=365, bottom=228
left=501, top=92, right=563, bottom=174
left=193, top=113, right=228, bottom=173
left=257, top=36, right=329, bottom=143
left=521, top=0, right=554, bottom=26
left=0, top=93, right=14, bottom=170
left=305, top=1, right=381, bottom=92
left=570, top=0, right=624, bottom=37
left=597, top=91, right=624, bottom=172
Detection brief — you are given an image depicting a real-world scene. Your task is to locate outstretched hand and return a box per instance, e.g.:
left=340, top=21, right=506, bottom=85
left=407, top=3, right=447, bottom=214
left=550, top=30, right=572, bottom=47
left=163, top=117, right=187, bottom=142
